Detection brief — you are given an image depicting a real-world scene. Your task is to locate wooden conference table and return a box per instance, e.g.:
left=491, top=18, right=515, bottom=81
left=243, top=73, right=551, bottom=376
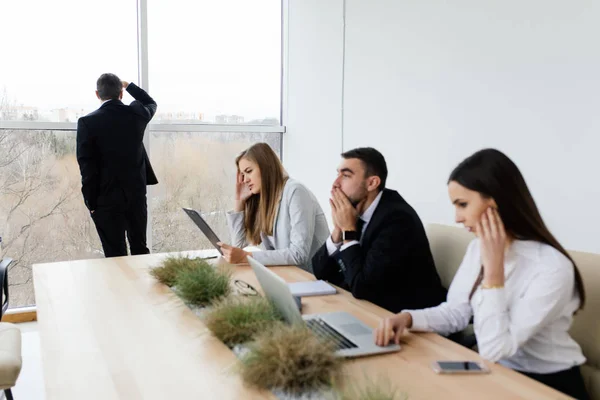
left=33, top=251, right=572, bottom=399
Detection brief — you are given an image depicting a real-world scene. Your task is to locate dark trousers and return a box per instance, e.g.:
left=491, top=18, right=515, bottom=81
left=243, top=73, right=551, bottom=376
left=520, top=366, right=589, bottom=400
left=446, top=330, right=478, bottom=349
left=91, top=193, right=150, bottom=257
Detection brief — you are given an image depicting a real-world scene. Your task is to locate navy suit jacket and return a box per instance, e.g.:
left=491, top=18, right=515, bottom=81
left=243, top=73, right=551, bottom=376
left=311, top=189, right=447, bottom=313
left=76, top=83, right=158, bottom=211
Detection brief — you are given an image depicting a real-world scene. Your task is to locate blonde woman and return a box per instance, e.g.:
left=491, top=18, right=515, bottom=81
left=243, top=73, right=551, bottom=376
left=218, top=143, right=329, bottom=272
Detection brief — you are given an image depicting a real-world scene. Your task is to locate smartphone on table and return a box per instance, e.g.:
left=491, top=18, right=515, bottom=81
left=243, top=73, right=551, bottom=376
left=431, top=361, right=489, bottom=374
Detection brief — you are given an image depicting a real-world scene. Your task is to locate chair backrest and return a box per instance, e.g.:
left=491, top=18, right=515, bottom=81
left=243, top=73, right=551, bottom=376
left=425, top=224, right=474, bottom=289
left=568, top=250, right=600, bottom=400
left=0, top=258, right=12, bottom=320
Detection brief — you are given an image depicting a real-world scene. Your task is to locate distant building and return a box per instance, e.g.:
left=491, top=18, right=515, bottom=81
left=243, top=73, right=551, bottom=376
left=0, top=104, right=40, bottom=121
left=215, top=114, right=244, bottom=124
left=154, top=111, right=204, bottom=122
left=247, top=117, right=279, bottom=125
left=51, top=108, right=87, bottom=122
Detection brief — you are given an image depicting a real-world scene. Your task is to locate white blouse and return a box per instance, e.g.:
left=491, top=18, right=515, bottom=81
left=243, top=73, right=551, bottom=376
left=406, top=239, right=586, bottom=374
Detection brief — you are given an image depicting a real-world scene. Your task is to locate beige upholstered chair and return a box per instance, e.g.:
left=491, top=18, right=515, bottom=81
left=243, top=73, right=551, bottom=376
left=425, top=224, right=476, bottom=346
left=0, top=258, right=22, bottom=400
left=0, top=323, right=21, bottom=400
left=569, top=250, right=600, bottom=400
left=425, top=223, right=474, bottom=290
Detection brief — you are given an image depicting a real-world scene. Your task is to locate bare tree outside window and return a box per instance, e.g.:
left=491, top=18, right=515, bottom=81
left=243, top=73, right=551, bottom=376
left=0, top=128, right=102, bottom=307
left=0, top=105, right=281, bottom=308
left=150, top=131, right=281, bottom=253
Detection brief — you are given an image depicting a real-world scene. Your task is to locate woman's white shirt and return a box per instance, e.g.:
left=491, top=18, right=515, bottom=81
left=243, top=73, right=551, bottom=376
left=406, top=239, right=586, bottom=374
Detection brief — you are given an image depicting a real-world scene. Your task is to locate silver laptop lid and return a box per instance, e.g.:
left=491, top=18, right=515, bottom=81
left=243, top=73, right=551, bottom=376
left=182, top=208, right=223, bottom=255
left=248, top=257, right=402, bottom=358
left=248, top=257, right=304, bottom=325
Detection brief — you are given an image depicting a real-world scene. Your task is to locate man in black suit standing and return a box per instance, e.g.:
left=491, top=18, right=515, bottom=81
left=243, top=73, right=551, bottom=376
left=312, top=147, right=446, bottom=313
left=76, top=73, right=158, bottom=257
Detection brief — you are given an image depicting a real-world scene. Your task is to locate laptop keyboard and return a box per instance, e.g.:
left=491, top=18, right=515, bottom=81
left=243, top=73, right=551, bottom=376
left=306, top=318, right=358, bottom=351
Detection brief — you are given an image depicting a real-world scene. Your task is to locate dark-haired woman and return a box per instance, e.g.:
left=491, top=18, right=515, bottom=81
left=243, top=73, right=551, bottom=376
left=374, top=149, right=589, bottom=399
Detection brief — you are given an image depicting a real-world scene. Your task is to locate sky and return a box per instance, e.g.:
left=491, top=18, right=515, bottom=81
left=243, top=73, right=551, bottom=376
left=0, top=0, right=281, bottom=121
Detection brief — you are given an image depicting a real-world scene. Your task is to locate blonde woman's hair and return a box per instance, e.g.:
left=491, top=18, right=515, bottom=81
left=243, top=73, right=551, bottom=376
left=236, top=143, right=288, bottom=245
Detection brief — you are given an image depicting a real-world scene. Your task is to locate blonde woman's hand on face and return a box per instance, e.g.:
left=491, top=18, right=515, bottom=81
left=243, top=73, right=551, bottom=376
left=477, top=207, right=507, bottom=285
left=218, top=242, right=250, bottom=264
left=234, top=170, right=252, bottom=212
left=374, top=312, right=412, bottom=346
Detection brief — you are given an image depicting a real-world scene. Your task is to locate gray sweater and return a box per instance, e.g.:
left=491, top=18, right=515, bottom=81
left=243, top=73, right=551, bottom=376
left=226, top=179, right=330, bottom=272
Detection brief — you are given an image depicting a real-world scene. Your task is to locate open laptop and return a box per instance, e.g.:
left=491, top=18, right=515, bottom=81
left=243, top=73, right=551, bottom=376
left=182, top=208, right=223, bottom=255
left=248, top=257, right=401, bottom=358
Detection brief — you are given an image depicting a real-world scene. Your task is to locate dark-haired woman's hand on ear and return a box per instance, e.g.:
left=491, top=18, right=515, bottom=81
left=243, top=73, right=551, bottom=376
left=478, top=207, right=507, bottom=287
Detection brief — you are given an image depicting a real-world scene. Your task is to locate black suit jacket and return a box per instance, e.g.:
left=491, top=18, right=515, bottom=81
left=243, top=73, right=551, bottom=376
left=312, top=189, right=447, bottom=313
left=76, top=83, right=158, bottom=211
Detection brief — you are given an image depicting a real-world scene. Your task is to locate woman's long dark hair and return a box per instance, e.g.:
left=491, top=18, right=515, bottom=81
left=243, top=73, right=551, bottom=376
left=450, top=148, right=585, bottom=310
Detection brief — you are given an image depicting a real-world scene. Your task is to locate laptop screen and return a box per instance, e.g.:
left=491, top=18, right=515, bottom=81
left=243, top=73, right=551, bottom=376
left=248, top=257, right=304, bottom=326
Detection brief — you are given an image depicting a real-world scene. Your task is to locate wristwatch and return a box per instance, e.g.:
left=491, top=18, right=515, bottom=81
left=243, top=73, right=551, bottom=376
left=342, top=230, right=359, bottom=241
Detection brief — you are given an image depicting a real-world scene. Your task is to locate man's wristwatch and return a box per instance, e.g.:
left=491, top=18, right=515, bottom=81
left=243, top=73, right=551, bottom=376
left=342, top=230, right=359, bottom=241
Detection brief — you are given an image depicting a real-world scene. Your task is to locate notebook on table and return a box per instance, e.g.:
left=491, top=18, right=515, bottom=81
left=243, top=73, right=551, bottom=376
left=288, top=280, right=337, bottom=297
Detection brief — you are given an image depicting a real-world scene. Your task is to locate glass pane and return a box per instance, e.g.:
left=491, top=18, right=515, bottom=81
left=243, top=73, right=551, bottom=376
left=147, top=0, right=281, bottom=125
left=149, top=131, right=281, bottom=253
left=0, top=129, right=103, bottom=308
left=0, top=1, right=138, bottom=121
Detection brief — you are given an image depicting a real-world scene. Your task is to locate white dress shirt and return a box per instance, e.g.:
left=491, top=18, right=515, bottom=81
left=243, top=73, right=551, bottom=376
left=406, top=239, right=586, bottom=374
left=326, top=190, right=383, bottom=255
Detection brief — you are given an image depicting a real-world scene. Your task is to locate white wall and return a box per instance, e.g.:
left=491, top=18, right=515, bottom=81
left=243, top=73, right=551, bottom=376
left=283, top=0, right=600, bottom=253
left=282, top=0, right=345, bottom=218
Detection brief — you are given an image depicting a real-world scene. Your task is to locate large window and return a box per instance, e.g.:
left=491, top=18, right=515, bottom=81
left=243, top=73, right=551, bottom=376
left=148, top=0, right=282, bottom=125
left=0, top=0, right=283, bottom=309
left=0, top=1, right=138, bottom=121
